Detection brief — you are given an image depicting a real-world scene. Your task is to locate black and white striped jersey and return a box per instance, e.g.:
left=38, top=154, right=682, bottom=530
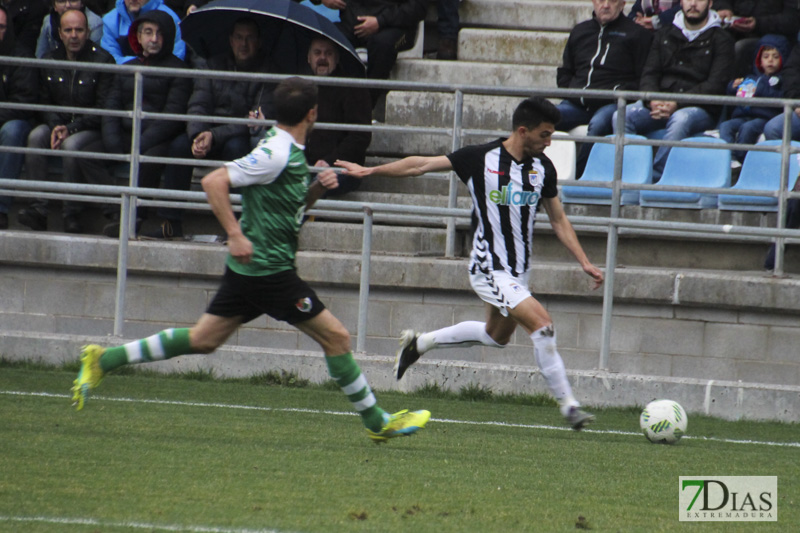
left=447, top=138, right=558, bottom=277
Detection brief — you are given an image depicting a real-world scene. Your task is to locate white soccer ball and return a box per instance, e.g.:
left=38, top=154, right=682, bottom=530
left=640, top=399, right=688, bottom=444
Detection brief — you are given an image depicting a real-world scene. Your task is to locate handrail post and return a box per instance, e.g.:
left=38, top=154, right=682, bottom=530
left=113, top=193, right=132, bottom=336
left=128, top=71, right=144, bottom=238
left=597, top=97, right=627, bottom=369
left=356, top=206, right=374, bottom=353
left=445, top=89, right=464, bottom=257
left=774, top=104, right=793, bottom=276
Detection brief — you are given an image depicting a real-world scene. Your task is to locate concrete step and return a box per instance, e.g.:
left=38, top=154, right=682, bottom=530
left=385, top=90, right=522, bottom=129
left=458, top=28, right=568, bottom=66
left=461, top=0, right=592, bottom=32
left=299, top=220, right=467, bottom=256
left=390, top=58, right=556, bottom=88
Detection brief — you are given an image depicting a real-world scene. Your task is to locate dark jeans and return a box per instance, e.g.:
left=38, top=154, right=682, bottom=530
left=0, top=119, right=33, bottom=214
left=158, top=133, right=251, bottom=221
left=25, top=125, right=112, bottom=216
left=337, top=22, right=417, bottom=106
left=437, top=0, right=460, bottom=40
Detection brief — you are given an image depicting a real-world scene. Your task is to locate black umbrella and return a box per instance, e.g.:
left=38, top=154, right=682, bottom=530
left=180, top=0, right=365, bottom=77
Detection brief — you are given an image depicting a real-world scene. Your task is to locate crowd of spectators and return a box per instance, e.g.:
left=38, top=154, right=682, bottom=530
left=0, top=0, right=425, bottom=233
left=557, top=0, right=800, bottom=181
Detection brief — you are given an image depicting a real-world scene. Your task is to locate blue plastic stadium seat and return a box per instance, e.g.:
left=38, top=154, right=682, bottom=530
left=718, top=140, right=800, bottom=212
left=645, top=129, right=667, bottom=140
left=639, top=137, right=731, bottom=209
left=561, top=135, right=653, bottom=205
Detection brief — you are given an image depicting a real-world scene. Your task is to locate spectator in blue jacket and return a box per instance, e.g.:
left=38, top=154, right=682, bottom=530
left=719, top=34, right=789, bottom=162
left=101, top=0, right=184, bottom=64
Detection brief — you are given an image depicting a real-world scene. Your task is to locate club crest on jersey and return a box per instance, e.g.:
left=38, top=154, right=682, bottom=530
left=528, top=168, right=543, bottom=187
left=295, top=297, right=313, bottom=313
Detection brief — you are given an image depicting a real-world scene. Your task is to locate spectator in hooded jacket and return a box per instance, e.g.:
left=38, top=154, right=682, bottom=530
left=614, top=0, right=734, bottom=181
left=764, top=39, right=800, bottom=142
left=0, top=5, right=39, bottom=230
left=19, top=8, right=115, bottom=234
left=143, top=16, right=277, bottom=240
left=719, top=34, right=789, bottom=163
left=96, top=8, right=191, bottom=237
left=715, top=0, right=800, bottom=76
left=556, top=0, right=652, bottom=176
left=101, top=0, right=184, bottom=64
left=36, top=0, right=104, bottom=58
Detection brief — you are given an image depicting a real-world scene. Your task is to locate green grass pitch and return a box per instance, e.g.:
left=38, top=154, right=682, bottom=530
left=0, top=364, right=797, bottom=532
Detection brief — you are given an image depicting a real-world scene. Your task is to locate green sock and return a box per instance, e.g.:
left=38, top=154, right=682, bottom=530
left=100, top=328, right=192, bottom=372
left=325, top=352, right=387, bottom=433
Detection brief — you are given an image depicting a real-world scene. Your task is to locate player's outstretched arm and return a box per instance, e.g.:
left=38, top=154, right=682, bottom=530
left=335, top=155, right=453, bottom=178
left=542, top=196, right=604, bottom=289
left=202, top=167, right=253, bottom=263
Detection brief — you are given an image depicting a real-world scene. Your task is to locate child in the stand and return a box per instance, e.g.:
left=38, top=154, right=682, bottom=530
left=719, top=34, right=790, bottom=163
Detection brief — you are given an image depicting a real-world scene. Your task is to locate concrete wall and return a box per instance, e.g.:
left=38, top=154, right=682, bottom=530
left=1, top=231, right=799, bottom=421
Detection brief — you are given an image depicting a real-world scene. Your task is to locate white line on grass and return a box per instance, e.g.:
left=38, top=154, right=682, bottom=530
left=0, top=515, right=291, bottom=533
left=4, top=390, right=800, bottom=449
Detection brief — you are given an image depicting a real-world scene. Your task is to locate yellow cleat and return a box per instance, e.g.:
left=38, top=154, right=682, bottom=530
left=71, top=345, right=105, bottom=411
left=366, top=409, right=431, bottom=443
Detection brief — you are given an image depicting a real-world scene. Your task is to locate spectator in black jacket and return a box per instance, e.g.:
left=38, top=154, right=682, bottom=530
left=0, top=0, right=49, bottom=56
left=321, top=0, right=427, bottom=108
left=19, top=8, right=115, bottom=234
left=614, top=0, right=734, bottom=181
left=715, top=0, right=800, bottom=76
left=97, top=8, right=191, bottom=237
left=144, top=16, right=275, bottom=239
left=305, top=36, right=372, bottom=197
left=556, top=0, right=652, bottom=176
left=628, top=0, right=680, bottom=30
left=0, top=5, right=38, bottom=230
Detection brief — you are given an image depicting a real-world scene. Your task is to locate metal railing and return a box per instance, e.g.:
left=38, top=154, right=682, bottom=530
left=2, top=57, right=800, bottom=364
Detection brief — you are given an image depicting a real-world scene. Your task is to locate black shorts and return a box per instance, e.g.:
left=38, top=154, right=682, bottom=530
left=206, top=267, right=326, bottom=325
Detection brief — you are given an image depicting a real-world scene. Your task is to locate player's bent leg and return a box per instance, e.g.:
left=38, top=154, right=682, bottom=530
left=298, top=310, right=431, bottom=442
left=508, top=297, right=595, bottom=430
left=71, top=315, right=241, bottom=411
left=397, top=303, right=511, bottom=380
left=294, top=309, right=351, bottom=357
left=190, top=313, right=243, bottom=354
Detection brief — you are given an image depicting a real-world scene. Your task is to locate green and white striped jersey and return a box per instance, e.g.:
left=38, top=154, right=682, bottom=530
left=224, top=127, right=310, bottom=276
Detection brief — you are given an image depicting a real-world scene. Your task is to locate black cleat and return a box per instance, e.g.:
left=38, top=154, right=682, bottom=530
left=394, top=330, right=421, bottom=380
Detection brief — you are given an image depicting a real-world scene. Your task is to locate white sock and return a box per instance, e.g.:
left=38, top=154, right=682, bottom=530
left=416, top=321, right=503, bottom=354
left=531, top=325, right=578, bottom=417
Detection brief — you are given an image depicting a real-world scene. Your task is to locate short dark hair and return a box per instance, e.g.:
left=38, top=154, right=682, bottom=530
left=58, top=8, right=88, bottom=30
left=511, top=96, right=561, bottom=130
left=274, top=77, right=318, bottom=126
left=231, top=16, right=260, bottom=37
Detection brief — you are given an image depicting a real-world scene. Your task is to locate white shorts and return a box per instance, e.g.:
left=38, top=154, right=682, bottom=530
left=469, top=269, right=532, bottom=317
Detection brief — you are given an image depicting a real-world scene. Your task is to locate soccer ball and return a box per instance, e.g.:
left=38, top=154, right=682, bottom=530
left=640, top=399, right=688, bottom=444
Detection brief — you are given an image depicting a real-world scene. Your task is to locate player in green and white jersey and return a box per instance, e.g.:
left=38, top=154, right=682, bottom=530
left=71, top=78, right=430, bottom=443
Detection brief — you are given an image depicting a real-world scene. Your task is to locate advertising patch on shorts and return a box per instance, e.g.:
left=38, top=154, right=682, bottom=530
left=296, top=297, right=313, bottom=313
left=510, top=283, right=525, bottom=293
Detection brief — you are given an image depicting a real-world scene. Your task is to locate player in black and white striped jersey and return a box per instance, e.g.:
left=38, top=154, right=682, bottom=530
left=336, top=96, right=604, bottom=430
